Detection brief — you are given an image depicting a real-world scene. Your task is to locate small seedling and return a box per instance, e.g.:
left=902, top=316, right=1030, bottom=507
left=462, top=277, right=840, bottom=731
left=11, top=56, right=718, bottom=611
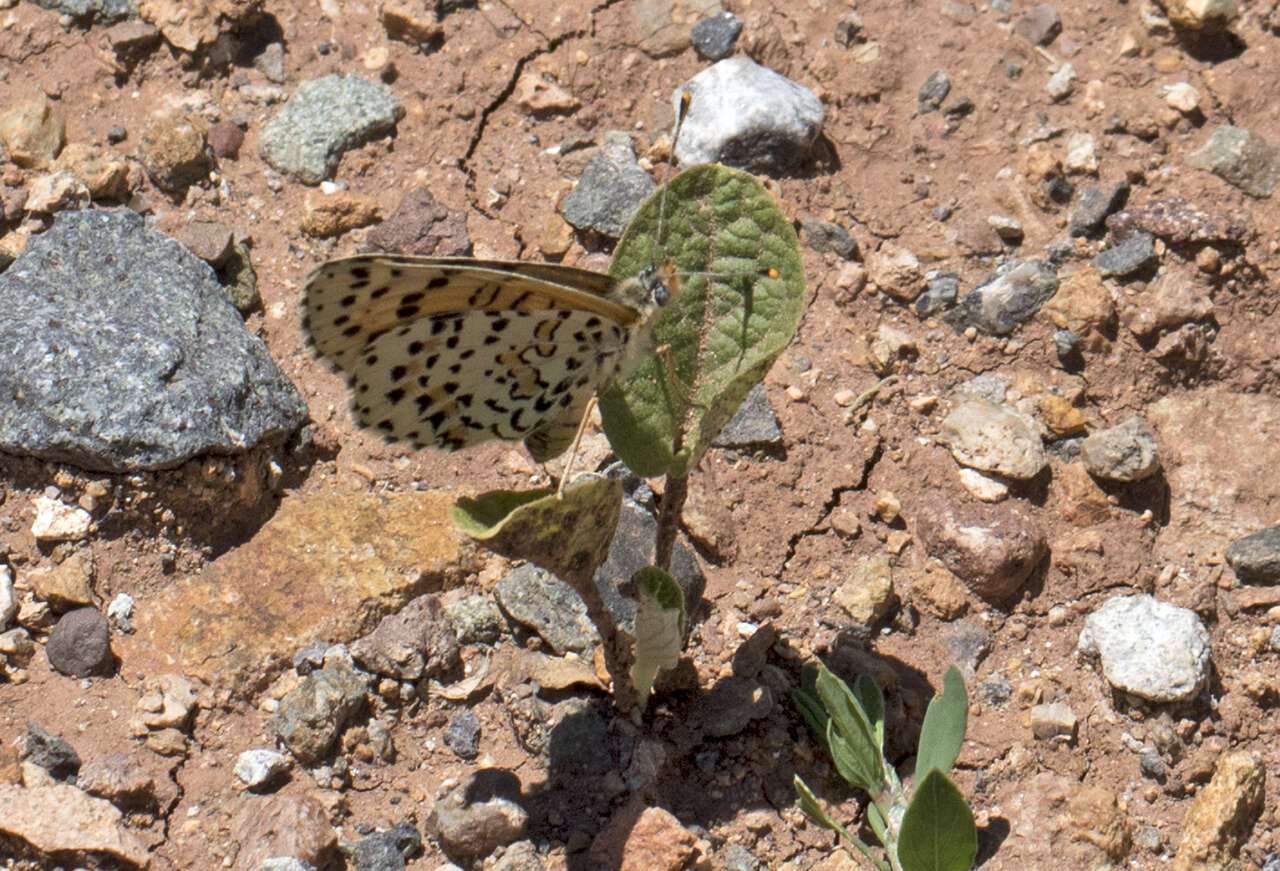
left=793, top=664, right=977, bottom=871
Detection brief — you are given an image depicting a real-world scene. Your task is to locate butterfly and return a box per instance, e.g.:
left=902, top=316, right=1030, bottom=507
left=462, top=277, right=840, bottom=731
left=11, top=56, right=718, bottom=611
left=301, top=252, right=680, bottom=462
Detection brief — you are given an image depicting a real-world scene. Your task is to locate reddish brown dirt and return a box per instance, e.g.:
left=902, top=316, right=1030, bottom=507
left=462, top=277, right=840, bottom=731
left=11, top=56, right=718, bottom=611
left=2, top=0, right=1280, bottom=869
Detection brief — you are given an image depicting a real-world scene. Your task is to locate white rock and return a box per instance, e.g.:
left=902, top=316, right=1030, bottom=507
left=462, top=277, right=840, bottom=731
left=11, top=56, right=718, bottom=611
left=234, top=749, right=292, bottom=790
left=938, top=394, right=1047, bottom=480
left=1046, top=63, right=1076, bottom=100
left=30, top=496, right=91, bottom=542
left=1064, top=132, right=1098, bottom=174
left=957, top=467, right=1009, bottom=502
left=675, top=58, right=824, bottom=171
left=1077, top=594, right=1210, bottom=702
left=1160, top=82, right=1200, bottom=114
left=0, top=565, right=16, bottom=629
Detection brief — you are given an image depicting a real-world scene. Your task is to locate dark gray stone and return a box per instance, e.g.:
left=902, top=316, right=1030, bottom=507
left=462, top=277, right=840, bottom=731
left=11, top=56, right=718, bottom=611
left=46, top=607, right=111, bottom=677
left=0, top=210, right=307, bottom=472
left=1047, top=175, right=1075, bottom=203
left=352, top=821, right=421, bottom=871
left=798, top=215, right=857, bottom=258
left=690, top=11, right=742, bottom=61
left=713, top=383, right=782, bottom=448
left=495, top=564, right=599, bottom=655
left=1069, top=181, right=1130, bottom=237
left=272, top=656, right=370, bottom=763
left=594, top=499, right=705, bottom=633
left=1093, top=232, right=1156, bottom=278
left=946, top=259, right=1059, bottom=335
left=918, top=69, right=951, bottom=113
left=561, top=131, right=655, bottom=238
left=834, top=13, right=864, bottom=46
left=1226, top=526, right=1280, bottom=584
left=24, top=722, right=81, bottom=781
left=445, top=711, right=481, bottom=760
left=259, top=73, right=403, bottom=184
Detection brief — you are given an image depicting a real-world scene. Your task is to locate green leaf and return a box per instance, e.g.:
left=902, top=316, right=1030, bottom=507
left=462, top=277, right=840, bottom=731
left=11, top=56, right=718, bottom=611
left=450, top=489, right=551, bottom=536
left=449, top=476, right=622, bottom=586
left=915, top=667, right=968, bottom=780
left=600, top=164, right=805, bottom=479
left=629, top=566, right=685, bottom=707
left=815, top=665, right=885, bottom=795
left=794, top=774, right=842, bottom=833
left=794, top=666, right=831, bottom=742
left=897, top=769, right=978, bottom=871
left=795, top=776, right=893, bottom=871
left=853, top=674, right=886, bottom=749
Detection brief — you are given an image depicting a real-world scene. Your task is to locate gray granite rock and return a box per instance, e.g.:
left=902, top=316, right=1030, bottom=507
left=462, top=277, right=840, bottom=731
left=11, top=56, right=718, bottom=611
left=0, top=209, right=307, bottom=472
left=260, top=73, right=403, bottom=184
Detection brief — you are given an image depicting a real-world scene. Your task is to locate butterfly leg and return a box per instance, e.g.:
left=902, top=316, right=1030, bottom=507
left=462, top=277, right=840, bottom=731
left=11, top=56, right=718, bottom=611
left=554, top=395, right=599, bottom=497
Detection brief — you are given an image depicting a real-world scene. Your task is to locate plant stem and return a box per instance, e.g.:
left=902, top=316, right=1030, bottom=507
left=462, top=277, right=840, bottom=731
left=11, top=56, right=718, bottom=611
left=653, top=473, right=688, bottom=571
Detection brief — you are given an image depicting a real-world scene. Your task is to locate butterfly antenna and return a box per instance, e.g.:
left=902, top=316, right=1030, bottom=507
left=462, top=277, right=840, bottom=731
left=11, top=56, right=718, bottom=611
left=655, top=89, right=693, bottom=260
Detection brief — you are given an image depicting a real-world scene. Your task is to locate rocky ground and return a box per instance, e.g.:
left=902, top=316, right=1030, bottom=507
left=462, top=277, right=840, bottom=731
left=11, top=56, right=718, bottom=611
left=1, top=0, right=1280, bottom=869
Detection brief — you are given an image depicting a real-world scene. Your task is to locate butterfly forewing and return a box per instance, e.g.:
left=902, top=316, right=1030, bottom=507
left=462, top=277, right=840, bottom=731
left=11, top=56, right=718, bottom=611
left=302, top=254, right=651, bottom=458
left=304, top=255, right=643, bottom=369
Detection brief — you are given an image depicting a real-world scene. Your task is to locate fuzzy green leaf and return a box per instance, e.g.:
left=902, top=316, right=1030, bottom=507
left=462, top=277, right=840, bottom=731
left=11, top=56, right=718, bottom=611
left=600, top=164, right=805, bottom=479
left=898, top=769, right=978, bottom=871
left=629, top=566, right=685, bottom=707
left=915, top=667, right=968, bottom=780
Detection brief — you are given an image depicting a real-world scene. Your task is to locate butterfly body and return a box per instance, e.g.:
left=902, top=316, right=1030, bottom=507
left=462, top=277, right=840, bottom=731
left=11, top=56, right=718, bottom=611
left=303, top=254, right=678, bottom=461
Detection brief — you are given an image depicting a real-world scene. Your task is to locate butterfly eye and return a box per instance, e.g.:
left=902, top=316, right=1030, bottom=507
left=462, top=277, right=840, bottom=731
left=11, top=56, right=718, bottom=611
left=653, top=283, right=670, bottom=306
